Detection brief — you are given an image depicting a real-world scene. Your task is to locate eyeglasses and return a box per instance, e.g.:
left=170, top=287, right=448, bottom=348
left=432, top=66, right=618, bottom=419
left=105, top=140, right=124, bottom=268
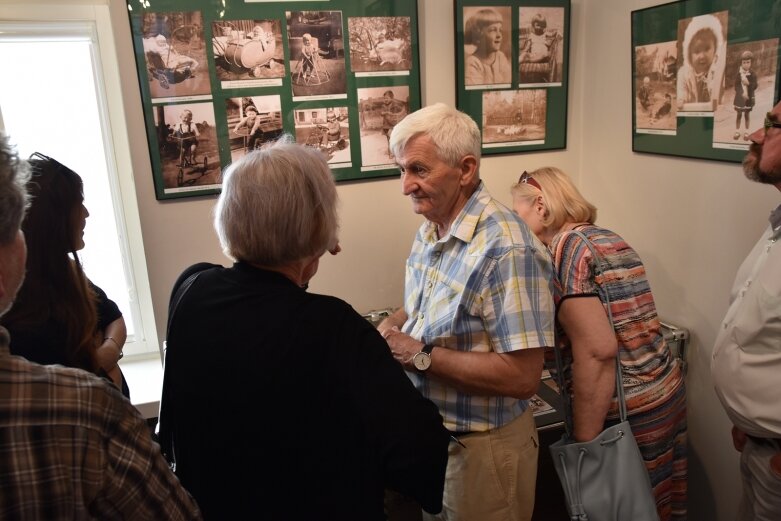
left=29, top=151, right=54, bottom=162
left=28, top=152, right=74, bottom=179
left=764, top=113, right=781, bottom=134
left=518, top=171, right=542, bottom=191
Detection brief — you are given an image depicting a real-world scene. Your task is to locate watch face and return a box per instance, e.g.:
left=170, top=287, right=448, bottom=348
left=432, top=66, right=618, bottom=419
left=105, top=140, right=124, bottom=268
left=413, top=352, right=431, bottom=371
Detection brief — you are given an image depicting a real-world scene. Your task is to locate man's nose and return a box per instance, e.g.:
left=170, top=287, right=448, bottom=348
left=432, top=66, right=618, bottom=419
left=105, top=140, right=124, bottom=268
left=401, top=172, right=416, bottom=195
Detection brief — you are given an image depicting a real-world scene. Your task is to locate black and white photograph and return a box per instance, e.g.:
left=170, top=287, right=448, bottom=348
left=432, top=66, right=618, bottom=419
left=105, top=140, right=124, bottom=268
left=153, top=101, right=219, bottom=193
left=140, top=11, right=212, bottom=100
left=518, top=7, right=565, bottom=86
left=211, top=19, right=285, bottom=88
left=634, top=41, right=678, bottom=133
left=286, top=11, right=347, bottom=101
left=529, top=394, right=555, bottom=416
left=294, top=107, right=351, bottom=169
left=713, top=38, right=779, bottom=148
left=482, top=89, right=547, bottom=146
left=463, top=6, right=512, bottom=89
left=347, top=16, right=412, bottom=76
left=357, top=86, right=409, bottom=170
left=225, top=95, right=283, bottom=163
left=675, top=11, right=728, bottom=114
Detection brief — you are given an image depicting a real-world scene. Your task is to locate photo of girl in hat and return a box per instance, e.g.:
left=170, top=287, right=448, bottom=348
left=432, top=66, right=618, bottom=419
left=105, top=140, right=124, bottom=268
left=676, top=12, right=727, bottom=112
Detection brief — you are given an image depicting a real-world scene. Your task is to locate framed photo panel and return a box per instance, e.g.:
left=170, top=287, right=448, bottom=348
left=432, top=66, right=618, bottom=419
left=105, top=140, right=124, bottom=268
left=454, top=0, right=571, bottom=156
left=631, top=0, right=781, bottom=162
left=126, top=0, right=420, bottom=199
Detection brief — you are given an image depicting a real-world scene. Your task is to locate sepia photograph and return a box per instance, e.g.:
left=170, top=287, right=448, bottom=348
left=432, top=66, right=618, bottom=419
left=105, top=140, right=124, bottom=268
left=463, top=6, right=512, bottom=88
left=225, top=95, right=283, bottom=163
left=357, top=86, right=409, bottom=169
left=287, top=11, right=347, bottom=100
left=482, top=89, right=547, bottom=145
left=634, top=41, right=678, bottom=133
left=676, top=11, right=728, bottom=113
left=140, top=11, right=212, bottom=100
left=518, top=7, right=565, bottom=86
left=348, top=16, right=412, bottom=75
left=153, top=102, right=219, bottom=193
left=294, top=107, right=351, bottom=168
left=713, top=38, right=779, bottom=148
left=211, top=19, right=285, bottom=87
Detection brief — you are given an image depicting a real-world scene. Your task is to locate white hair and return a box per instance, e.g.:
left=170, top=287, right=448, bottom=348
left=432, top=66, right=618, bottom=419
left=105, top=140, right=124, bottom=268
left=214, top=137, right=339, bottom=265
left=389, top=103, right=481, bottom=169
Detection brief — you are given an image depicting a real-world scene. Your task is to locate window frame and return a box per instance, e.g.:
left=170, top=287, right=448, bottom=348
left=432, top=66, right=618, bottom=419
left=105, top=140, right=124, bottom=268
left=0, top=1, right=161, bottom=360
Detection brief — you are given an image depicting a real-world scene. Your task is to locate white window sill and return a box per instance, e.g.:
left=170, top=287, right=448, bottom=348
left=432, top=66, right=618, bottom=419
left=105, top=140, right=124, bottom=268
left=119, top=353, right=163, bottom=419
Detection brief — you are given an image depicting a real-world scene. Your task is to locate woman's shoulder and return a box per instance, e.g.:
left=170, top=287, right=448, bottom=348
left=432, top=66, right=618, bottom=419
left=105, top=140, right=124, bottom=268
left=171, top=263, right=222, bottom=294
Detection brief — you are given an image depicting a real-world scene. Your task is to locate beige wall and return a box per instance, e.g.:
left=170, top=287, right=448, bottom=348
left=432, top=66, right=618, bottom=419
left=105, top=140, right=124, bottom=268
left=105, top=0, right=779, bottom=518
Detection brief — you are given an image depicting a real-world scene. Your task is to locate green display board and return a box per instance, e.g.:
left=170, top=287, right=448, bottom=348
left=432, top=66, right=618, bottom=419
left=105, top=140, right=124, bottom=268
left=631, top=0, right=781, bottom=162
left=454, top=0, right=570, bottom=156
left=126, top=0, right=420, bottom=199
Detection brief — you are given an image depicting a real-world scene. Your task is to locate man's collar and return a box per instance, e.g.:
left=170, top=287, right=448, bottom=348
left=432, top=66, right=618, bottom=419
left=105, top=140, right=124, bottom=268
left=424, top=182, right=487, bottom=243
left=770, top=203, right=781, bottom=232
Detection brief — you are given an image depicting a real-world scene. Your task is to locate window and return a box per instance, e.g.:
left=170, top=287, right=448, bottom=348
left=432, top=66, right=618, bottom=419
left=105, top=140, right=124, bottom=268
left=0, top=5, right=160, bottom=359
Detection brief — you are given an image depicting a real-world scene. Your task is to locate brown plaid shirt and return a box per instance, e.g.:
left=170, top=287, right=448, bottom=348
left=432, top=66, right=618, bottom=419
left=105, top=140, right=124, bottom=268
left=0, top=326, right=201, bottom=520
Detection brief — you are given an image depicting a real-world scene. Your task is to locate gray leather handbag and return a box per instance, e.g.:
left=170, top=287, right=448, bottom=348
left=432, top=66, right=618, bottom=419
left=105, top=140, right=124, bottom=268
left=549, top=229, right=659, bottom=521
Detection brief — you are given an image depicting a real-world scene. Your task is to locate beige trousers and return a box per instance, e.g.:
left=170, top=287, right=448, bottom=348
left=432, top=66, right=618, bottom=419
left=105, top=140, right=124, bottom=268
left=423, top=407, right=539, bottom=521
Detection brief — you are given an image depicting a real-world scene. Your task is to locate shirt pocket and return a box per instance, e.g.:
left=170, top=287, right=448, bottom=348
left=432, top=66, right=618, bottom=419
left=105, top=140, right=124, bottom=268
left=731, top=280, right=781, bottom=355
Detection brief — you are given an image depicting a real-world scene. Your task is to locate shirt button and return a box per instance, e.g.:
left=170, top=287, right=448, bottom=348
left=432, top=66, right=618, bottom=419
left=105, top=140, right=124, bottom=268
left=427, top=281, right=433, bottom=289
left=418, top=313, right=424, bottom=320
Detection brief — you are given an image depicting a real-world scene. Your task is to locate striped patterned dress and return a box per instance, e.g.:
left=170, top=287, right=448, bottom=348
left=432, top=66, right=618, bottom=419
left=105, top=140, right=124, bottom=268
left=549, top=224, right=687, bottom=521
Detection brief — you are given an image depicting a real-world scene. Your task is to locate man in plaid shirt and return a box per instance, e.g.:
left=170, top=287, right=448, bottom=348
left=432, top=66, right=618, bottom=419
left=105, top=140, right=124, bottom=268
left=0, top=132, right=202, bottom=520
left=380, top=103, right=555, bottom=521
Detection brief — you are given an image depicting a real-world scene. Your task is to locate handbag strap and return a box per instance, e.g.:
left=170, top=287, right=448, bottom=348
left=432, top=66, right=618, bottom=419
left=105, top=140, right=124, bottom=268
left=166, top=270, right=204, bottom=335
left=158, top=269, right=205, bottom=471
left=552, top=227, right=628, bottom=439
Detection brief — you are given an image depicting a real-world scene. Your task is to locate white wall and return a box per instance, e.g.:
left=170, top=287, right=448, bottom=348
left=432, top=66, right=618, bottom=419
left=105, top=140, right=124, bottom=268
left=105, top=0, right=778, bottom=518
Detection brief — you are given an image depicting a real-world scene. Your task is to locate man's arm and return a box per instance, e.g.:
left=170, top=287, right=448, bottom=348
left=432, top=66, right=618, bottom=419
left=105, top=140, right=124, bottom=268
left=557, top=296, right=618, bottom=442
left=384, top=329, right=543, bottom=399
left=101, top=394, right=202, bottom=520
left=377, top=307, right=407, bottom=337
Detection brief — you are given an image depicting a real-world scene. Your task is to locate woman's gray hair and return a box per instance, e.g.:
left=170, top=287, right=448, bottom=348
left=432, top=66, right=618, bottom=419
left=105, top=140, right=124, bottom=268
left=214, top=137, right=339, bottom=265
left=0, top=133, right=30, bottom=245
left=389, top=102, right=481, bottom=168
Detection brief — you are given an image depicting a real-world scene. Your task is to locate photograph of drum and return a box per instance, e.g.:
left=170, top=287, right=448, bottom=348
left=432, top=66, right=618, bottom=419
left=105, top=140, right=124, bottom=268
left=224, top=38, right=276, bottom=69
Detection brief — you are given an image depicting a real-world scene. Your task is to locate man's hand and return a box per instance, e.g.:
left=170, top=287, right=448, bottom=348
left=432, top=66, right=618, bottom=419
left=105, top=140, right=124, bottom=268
left=382, top=327, right=423, bottom=369
left=732, top=425, right=747, bottom=452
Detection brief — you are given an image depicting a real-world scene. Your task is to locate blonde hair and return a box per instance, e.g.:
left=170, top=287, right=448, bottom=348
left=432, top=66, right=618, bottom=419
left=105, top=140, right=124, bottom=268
left=510, top=166, right=597, bottom=232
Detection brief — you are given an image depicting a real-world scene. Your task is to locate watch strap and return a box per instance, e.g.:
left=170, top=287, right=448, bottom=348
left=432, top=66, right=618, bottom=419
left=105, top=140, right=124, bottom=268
left=422, top=343, right=435, bottom=355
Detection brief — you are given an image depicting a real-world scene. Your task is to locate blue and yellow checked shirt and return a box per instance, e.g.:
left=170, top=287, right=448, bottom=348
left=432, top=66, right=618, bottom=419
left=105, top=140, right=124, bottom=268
left=402, top=182, right=556, bottom=432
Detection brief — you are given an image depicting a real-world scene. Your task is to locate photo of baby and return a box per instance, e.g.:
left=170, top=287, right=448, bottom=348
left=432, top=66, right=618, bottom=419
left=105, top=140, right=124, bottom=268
left=676, top=11, right=728, bottom=113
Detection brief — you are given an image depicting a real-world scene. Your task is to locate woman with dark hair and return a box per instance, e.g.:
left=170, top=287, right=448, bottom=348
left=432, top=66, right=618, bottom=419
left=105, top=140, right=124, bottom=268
left=0, top=153, right=128, bottom=397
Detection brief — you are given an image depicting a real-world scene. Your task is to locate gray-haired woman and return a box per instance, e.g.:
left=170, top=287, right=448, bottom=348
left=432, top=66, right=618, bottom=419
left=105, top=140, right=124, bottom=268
left=158, top=139, right=449, bottom=520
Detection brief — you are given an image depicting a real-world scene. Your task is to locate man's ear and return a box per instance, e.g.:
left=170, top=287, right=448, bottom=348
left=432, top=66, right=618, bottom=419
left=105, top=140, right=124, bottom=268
left=459, top=155, right=478, bottom=187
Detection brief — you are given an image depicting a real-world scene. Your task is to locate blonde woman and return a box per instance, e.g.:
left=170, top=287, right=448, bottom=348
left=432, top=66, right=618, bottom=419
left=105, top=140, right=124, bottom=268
left=511, top=167, right=687, bottom=521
